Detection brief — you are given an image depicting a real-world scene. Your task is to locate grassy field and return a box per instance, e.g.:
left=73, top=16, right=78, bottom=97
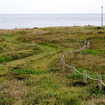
left=0, top=26, right=105, bottom=105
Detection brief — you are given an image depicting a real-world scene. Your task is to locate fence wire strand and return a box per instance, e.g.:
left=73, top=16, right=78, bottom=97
left=74, top=68, right=83, bottom=74
left=63, top=62, right=72, bottom=68
left=64, top=51, right=72, bottom=56
left=85, top=74, right=98, bottom=81
left=100, top=80, right=105, bottom=86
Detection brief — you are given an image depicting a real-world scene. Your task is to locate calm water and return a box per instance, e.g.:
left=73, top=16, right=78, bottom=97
left=0, top=14, right=104, bottom=29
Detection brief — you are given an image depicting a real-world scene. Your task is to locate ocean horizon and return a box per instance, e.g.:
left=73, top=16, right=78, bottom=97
left=0, top=14, right=104, bottom=29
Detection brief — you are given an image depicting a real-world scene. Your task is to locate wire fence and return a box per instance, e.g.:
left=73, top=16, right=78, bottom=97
left=61, top=40, right=105, bottom=90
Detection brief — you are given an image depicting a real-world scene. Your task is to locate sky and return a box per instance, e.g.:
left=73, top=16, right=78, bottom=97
left=0, top=0, right=105, bottom=14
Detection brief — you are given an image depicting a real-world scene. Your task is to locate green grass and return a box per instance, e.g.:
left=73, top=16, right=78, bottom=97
left=16, top=31, right=27, bottom=35
left=82, top=49, right=100, bottom=55
left=0, top=56, right=13, bottom=63
left=0, top=26, right=105, bottom=104
left=9, top=69, right=49, bottom=75
left=0, top=34, right=13, bottom=38
left=67, top=74, right=83, bottom=79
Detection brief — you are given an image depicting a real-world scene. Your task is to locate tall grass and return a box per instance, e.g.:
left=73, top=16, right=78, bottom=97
left=0, top=26, right=105, bottom=104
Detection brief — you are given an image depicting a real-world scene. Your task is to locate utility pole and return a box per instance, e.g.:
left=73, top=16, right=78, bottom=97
left=101, top=6, right=103, bottom=28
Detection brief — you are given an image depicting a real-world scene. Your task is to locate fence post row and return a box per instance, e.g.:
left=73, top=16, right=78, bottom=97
left=83, top=70, right=87, bottom=84
left=98, top=76, right=102, bottom=90
left=61, top=39, right=105, bottom=90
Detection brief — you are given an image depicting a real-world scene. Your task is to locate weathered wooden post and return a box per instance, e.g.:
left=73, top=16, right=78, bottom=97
left=101, top=6, right=103, bottom=28
left=83, top=70, right=87, bottom=84
left=71, top=50, right=74, bottom=58
left=83, top=45, right=86, bottom=51
left=62, top=55, right=65, bottom=71
left=98, top=76, right=102, bottom=90
left=80, top=46, right=82, bottom=54
left=61, top=55, right=63, bottom=65
left=72, top=64, right=75, bottom=74
left=84, top=40, right=87, bottom=46
left=87, top=41, right=90, bottom=49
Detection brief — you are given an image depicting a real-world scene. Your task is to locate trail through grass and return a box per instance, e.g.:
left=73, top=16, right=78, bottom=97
left=0, top=44, right=56, bottom=65
left=0, top=26, right=105, bottom=105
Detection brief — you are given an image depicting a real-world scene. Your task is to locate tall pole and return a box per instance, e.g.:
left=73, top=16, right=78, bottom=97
left=101, top=6, right=103, bottom=28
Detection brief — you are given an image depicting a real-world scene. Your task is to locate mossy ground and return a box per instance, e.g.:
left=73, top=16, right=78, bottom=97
left=0, top=26, right=105, bottom=105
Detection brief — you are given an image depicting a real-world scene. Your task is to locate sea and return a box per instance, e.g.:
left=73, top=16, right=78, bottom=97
left=0, top=14, right=104, bottom=29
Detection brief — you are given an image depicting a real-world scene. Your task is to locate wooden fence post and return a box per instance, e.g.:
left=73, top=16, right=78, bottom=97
left=83, top=70, right=87, bottom=84
left=62, top=55, right=65, bottom=71
left=83, top=45, right=86, bottom=51
left=61, top=55, right=63, bottom=65
left=80, top=46, right=82, bottom=54
left=71, top=50, right=74, bottom=58
left=87, top=41, right=90, bottom=49
left=72, top=64, right=75, bottom=74
left=98, top=76, right=102, bottom=90
left=84, top=40, right=87, bottom=45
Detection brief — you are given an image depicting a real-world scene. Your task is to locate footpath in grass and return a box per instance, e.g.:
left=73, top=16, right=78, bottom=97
left=0, top=26, right=105, bottom=105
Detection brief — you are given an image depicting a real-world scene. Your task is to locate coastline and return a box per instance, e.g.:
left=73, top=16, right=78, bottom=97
left=0, top=14, right=104, bottom=29
left=0, top=25, right=104, bottom=30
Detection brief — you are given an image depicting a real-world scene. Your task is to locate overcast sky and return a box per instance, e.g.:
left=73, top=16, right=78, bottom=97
left=0, top=0, right=105, bottom=14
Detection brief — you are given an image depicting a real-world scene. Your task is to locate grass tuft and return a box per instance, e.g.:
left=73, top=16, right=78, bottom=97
left=82, top=50, right=99, bottom=55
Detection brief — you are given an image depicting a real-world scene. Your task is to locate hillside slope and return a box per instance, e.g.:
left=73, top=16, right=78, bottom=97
left=0, top=26, right=105, bottom=105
